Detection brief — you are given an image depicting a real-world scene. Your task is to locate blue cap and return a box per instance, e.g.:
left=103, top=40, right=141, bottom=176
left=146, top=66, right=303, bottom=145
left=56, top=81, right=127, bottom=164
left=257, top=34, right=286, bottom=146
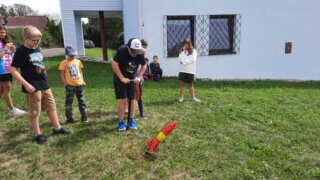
left=65, top=46, right=78, bottom=56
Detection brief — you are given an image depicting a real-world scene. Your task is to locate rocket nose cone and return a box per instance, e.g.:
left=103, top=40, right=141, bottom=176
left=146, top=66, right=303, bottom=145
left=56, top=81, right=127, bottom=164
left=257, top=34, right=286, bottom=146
left=169, top=121, right=178, bottom=128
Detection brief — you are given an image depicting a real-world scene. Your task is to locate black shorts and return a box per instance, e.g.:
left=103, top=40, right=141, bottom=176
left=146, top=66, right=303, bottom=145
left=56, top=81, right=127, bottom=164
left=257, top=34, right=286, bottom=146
left=114, top=76, right=136, bottom=100
left=0, top=73, right=12, bottom=82
left=179, top=72, right=195, bottom=83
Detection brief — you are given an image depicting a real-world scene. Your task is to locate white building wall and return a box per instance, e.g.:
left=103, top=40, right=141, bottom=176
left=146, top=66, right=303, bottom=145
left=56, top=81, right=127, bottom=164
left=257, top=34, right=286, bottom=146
left=123, top=0, right=141, bottom=42
left=141, top=0, right=320, bottom=80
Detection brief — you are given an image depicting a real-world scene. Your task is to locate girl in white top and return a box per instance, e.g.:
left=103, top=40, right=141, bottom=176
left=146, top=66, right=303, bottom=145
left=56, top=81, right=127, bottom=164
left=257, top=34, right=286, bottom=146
left=178, top=39, right=200, bottom=102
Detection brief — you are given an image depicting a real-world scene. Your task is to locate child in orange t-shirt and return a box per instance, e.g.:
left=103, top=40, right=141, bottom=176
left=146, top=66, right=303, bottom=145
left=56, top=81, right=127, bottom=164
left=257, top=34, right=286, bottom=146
left=59, top=46, right=87, bottom=123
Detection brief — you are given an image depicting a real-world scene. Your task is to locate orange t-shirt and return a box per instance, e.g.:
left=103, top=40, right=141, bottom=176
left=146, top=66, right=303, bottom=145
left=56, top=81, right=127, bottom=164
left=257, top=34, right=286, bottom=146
left=58, top=59, right=84, bottom=86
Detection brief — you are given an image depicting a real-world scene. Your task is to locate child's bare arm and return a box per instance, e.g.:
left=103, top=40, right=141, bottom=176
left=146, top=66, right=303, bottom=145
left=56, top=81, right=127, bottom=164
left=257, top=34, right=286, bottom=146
left=0, top=43, right=12, bottom=58
left=60, top=71, right=67, bottom=85
left=81, top=69, right=86, bottom=86
left=11, top=67, right=36, bottom=93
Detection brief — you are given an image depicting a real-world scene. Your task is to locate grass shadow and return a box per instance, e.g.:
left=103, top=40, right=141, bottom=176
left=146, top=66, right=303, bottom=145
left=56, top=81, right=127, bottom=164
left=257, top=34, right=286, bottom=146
left=51, top=119, right=117, bottom=150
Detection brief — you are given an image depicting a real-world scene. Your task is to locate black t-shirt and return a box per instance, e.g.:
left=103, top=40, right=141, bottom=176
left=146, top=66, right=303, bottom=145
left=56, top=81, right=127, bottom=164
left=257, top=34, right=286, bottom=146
left=11, top=45, right=49, bottom=93
left=113, top=45, right=146, bottom=80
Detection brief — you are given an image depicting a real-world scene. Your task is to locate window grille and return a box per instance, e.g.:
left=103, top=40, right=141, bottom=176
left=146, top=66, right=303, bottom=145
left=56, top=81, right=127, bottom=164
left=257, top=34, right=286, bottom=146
left=163, top=14, right=241, bottom=57
left=165, top=16, right=194, bottom=57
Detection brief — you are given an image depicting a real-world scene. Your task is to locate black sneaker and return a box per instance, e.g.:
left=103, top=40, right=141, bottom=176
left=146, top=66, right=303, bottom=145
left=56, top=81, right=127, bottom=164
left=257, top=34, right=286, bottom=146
left=66, top=118, right=75, bottom=123
left=81, top=116, right=88, bottom=123
left=52, top=127, right=71, bottom=135
left=35, top=134, right=47, bottom=144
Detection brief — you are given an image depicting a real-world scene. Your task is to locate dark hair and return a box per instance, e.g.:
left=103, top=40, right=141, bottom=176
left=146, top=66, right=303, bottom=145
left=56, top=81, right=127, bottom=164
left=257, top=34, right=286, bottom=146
left=0, top=25, right=10, bottom=44
left=180, top=38, right=194, bottom=55
left=153, top=55, right=158, bottom=59
left=140, top=38, right=148, bottom=47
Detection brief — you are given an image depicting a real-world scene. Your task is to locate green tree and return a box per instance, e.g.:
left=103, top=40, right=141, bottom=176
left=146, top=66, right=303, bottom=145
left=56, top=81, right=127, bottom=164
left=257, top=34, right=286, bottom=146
left=7, top=28, right=23, bottom=47
left=0, top=4, right=9, bottom=23
left=83, top=18, right=123, bottom=49
left=40, top=30, right=54, bottom=48
left=11, top=4, right=37, bottom=16
left=44, top=18, right=64, bottom=47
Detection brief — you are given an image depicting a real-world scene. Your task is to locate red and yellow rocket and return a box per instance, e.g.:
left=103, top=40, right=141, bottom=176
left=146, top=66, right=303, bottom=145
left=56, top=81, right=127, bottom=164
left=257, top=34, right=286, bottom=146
left=147, top=121, right=178, bottom=153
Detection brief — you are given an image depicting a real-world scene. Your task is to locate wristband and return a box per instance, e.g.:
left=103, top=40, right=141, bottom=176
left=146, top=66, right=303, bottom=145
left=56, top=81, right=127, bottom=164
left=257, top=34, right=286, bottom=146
left=121, top=77, right=126, bottom=82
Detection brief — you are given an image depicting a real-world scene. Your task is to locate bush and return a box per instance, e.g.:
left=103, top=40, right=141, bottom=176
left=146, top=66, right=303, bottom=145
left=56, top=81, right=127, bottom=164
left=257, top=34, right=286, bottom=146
left=7, top=28, right=23, bottom=47
left=40, top=30, right=54, bottom=48
left=7, top=27, right=55, bottom=48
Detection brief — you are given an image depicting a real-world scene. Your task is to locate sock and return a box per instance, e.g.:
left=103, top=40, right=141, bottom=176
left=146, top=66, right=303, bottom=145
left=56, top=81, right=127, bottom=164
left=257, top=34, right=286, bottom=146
left=54, top=126, right=62, bottom=131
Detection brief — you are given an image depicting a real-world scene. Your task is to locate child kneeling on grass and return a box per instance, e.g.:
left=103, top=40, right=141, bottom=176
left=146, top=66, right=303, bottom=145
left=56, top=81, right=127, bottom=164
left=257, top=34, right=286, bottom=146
left=11, top=25, right=70, bottom=144
left=59, top=46, right=88, bottom=123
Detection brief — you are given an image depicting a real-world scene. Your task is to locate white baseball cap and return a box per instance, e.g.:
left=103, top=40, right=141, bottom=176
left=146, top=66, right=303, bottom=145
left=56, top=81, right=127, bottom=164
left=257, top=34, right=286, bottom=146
left=127, top=38, right=143, bottom=55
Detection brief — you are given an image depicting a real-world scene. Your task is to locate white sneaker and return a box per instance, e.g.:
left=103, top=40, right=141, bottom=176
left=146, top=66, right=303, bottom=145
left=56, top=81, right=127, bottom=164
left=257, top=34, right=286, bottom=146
left=192, top=97, right=201, bottom=102
left=9, top=108, right=27, bottom=115
left=179, top=97, right=184, bottom=102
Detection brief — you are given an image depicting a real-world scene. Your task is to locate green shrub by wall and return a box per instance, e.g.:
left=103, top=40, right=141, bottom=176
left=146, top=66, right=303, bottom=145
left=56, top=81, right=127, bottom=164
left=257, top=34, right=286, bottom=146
left=7, top=28, right=23, bottom=47
left=7, top=27, right=55, bottom=48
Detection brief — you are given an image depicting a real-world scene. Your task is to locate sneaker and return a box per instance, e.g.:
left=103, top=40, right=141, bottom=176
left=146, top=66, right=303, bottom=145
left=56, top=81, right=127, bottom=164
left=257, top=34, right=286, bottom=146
left=192, top=97, right=201, bottom=102
left=128, top=118, right=138, bottom=130
left=118, top=120, right=126, bottom=131
left=81, top=116, right=88, bottom=123
left=179, top=97, right=184, bottom=102
left=9, top=107, right=27, bottom=115
left=66, top=118, right=75, bottom=123
left=140, top=115, right=148, bottom=120
left=35, top=134, right=47, bottom=144
left=52, top=127, right=71, bottom=135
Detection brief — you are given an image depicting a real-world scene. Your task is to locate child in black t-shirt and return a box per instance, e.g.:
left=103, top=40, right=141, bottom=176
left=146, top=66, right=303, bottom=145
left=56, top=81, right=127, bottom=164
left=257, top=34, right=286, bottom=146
left=11, top=26, right=70, bottom=144
left=112, top=38, right=147, bottom=131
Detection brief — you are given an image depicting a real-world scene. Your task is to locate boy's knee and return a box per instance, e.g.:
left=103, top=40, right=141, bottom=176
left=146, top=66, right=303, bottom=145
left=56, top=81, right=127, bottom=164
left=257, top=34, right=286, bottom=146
left=119, top=99, right=127, bottom=106
left=29, top=110, right=40, bottom=118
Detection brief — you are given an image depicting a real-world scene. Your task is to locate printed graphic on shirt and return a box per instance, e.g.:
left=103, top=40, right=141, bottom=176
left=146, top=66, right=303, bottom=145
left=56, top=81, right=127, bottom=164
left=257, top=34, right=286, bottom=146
left=0, top=42, right=12, bottom=74
left=29, top=51, right=45, bottom=74
left=67, top=64, right=80, bottom=80
left=127, top=62, right=137, bottom=73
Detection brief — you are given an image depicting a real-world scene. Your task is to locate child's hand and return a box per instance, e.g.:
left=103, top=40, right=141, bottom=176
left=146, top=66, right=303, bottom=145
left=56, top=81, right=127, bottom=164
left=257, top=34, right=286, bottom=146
left=5, top=43, right=13, bottom=49
left=121, top=77, right=130, bottom=84
left=83, top=82, right=86, bottom=86
left=134, top=77, right=141, bottom=83
left=24, top=83, right=36, bottom=93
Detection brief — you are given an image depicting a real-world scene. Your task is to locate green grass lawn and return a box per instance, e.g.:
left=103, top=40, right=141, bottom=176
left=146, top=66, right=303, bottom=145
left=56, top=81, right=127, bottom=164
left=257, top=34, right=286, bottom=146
left=85, top=48, right=116, bottom=59
left=0, top=55, right=320, bottom=179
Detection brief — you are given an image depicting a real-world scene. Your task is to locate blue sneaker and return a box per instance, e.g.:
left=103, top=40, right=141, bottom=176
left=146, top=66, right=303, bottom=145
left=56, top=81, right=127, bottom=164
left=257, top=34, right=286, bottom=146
left=129, top=118, right=138, bottom=129
left=118, top=120, right=126, bottom=131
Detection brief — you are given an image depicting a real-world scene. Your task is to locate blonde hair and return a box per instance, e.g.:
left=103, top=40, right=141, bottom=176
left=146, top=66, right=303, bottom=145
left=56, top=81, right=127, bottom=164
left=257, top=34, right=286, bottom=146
left=23, top=25, right=42, bottom=39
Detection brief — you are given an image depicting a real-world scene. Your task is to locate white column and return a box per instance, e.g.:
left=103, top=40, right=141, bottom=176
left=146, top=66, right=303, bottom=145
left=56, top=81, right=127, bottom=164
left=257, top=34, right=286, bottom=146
left=123, top=0, right=141, bottom=43
left=75, top=16, right=85, bottom=56
left=60, top=11, right=85, bottom=56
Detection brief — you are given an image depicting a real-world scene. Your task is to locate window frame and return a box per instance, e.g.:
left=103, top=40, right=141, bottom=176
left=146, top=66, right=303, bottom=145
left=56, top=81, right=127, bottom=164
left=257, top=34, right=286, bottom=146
left=166, top=16, right=195, bottom=57
left=209, top=15, right=236, bottom=55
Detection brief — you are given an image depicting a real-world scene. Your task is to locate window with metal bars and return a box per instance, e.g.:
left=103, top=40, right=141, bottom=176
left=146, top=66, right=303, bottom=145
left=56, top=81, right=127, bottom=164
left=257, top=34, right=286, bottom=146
left=166, top=16, right=194, bottom=57
left=209, top=15, right=236, bottom=55
left=164, top=14, right=241, bottom=57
